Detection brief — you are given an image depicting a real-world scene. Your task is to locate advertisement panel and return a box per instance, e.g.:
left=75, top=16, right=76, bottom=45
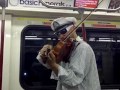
left=108, top=0, right=120, bottom=12
left=8, top=0, right=74, bottom=7
left=74, top=0, right=99, bottom=8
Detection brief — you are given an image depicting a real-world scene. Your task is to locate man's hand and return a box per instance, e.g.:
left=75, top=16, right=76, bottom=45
left=40, top=45, right=59, bottom=75
left=47, top=50, right=57, bottom=67
left=47, top=50, right=59, bottom=75
left=39, top=44, right=52, bottom=63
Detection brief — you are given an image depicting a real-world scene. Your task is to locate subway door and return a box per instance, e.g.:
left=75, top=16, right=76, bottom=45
left=9, top=17, right=57, bottom=90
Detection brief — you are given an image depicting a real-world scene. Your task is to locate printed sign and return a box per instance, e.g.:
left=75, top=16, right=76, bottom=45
left=91, top=21, right=118, bottom=28
left=92, top=24, right=116, bottom=28
left=74, top=0, right=99, bottom=8
left=108, top=0, right=120, bottom=13
left=9, top=0, right=74, bottom=7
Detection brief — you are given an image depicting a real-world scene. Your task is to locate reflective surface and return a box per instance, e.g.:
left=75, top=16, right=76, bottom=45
left=87, top=29, right=120, bottom=89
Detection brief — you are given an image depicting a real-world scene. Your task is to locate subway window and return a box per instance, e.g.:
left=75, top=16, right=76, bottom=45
left=20, top=25, right=58, bottom=90
left=86, top=28, right=120, bottom=89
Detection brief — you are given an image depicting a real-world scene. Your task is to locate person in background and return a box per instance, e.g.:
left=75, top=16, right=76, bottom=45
left=36, top=17, right=101, bottom=90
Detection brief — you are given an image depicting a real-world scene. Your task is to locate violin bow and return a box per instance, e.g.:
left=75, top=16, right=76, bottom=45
left=64, top=0, right=104, bottom=41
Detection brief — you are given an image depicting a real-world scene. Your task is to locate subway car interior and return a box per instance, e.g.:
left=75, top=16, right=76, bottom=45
left=0, top=0, right=120, bottom=90
left=20, top=25, right=120, bottom=90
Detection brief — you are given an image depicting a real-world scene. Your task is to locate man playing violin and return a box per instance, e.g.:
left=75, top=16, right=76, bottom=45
left=36, top=17, right=101, bottom=90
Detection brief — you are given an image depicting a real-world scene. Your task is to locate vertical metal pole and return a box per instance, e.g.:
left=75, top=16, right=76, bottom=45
left=0, top=7, right=5, bottom=90
left=81, top=23, right=86, bottom=41
left=78, top=9, right=87, bottom=41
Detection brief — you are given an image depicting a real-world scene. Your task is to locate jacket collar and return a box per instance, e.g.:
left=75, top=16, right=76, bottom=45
left=76, top=36, right=83, bottom=42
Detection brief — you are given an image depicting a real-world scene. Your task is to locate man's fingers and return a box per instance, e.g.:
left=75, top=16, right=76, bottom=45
left=43, top=45, right=53, bottom=49
left=48, top=50, right=56, bottom=60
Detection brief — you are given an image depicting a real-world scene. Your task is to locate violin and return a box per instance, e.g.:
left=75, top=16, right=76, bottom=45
left=42, top=0, right=104, bottom=63
left=51, top=0, right=104, bottom=63
left=52, top=26, right=76, bottom=63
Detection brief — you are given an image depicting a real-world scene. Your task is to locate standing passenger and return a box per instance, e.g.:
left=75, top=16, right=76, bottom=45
left=36, top=17, right=101, bottom=90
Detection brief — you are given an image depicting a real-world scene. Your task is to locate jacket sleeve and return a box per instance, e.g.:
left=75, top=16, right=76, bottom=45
left=36, top=52, right=50, bottom=69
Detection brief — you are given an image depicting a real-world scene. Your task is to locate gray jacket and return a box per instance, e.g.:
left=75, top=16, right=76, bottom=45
left=37, top=36, right=101, bottom=90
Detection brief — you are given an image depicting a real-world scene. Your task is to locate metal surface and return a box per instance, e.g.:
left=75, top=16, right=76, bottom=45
left=0, top=7, right=5, bottom=90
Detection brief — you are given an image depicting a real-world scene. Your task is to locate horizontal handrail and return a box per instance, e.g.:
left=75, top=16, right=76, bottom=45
left=39, top=0, right=120, bottom=12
